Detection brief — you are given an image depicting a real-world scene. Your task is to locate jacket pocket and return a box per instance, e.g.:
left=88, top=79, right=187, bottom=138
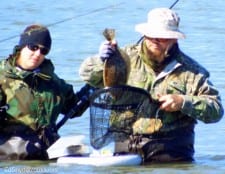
left=166, top=81, right=186, bottom=94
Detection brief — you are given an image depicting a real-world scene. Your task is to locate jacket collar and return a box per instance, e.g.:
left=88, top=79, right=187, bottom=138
left=3, top=58, right=54, bottom=81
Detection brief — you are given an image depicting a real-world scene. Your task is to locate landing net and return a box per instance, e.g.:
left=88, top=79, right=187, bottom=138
left=89, top=85, right=157, bottom=149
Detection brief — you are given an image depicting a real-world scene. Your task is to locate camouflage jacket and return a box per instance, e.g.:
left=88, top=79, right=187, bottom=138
left=0, top=57, right=79, bottom=131
left=79, top=43, right=224, bottom=135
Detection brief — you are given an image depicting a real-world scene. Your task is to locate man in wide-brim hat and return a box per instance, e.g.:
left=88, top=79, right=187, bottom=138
left=79, top=7, right=223, bottom=163
left=134, top=7, right=186, bottom=69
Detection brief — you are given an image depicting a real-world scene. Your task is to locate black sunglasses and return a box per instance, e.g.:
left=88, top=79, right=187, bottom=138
left=27, top=44, right=49, bottom=55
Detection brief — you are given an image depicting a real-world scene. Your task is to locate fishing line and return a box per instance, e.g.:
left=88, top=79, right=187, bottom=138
left=46, top=2, right=124, bottom=27
left=0, top=2, right=125, bottom=43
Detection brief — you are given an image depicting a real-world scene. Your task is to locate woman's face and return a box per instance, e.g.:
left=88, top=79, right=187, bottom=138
left=16, top=44, right=47, bottom=70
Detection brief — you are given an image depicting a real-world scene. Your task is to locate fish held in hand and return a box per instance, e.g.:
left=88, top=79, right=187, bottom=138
left=102, top=28, right=130, bottom=87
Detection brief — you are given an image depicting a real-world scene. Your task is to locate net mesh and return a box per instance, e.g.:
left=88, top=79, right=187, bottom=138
left=89, top=85, right=157, bottom=149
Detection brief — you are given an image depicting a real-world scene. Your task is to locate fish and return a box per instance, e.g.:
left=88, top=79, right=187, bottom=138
left=102, top=28, right=130, bottom=87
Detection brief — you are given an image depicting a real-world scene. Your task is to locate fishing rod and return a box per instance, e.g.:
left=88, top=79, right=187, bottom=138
left=56, top=84, right=95, bottom=130
left=0, top=2, right=124, bottom=43
left=136, top=0, right=180, bottom=44
left=169, top=0, right=179, bottom=9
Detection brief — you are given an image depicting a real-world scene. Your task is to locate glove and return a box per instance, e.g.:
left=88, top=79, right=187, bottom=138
left=98, top=41, right=116, bottom=61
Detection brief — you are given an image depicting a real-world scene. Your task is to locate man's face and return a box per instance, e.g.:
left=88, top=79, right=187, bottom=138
left=144, top=36, right=177, bottom=63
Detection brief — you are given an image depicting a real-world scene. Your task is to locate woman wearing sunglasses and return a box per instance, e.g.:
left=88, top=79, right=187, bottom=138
left=0, top=24, right=91, bottom=160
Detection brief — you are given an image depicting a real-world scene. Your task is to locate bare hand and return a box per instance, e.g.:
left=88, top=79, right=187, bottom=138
left=158, top=94, right=184, bottom=112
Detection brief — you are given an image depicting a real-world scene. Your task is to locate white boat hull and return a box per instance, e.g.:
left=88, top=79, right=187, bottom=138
left=57, top=154, right=142, bottom=166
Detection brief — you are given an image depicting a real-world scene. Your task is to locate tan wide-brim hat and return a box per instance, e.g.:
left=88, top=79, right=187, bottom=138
left=135, top=8, right=185, bottom=39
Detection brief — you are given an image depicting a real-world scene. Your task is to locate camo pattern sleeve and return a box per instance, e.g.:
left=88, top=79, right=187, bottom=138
left=79, top=55, right=105, bottom=88
left=181, top=73, right=223, bottom=123
left=123, top=44, right=223, bottom=125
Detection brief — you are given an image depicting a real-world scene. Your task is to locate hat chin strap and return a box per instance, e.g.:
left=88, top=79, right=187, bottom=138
left=164, top=40, right=177, bottom=57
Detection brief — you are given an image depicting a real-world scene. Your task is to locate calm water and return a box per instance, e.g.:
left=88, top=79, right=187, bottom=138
left=0, top=0, right=225, bottom=173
